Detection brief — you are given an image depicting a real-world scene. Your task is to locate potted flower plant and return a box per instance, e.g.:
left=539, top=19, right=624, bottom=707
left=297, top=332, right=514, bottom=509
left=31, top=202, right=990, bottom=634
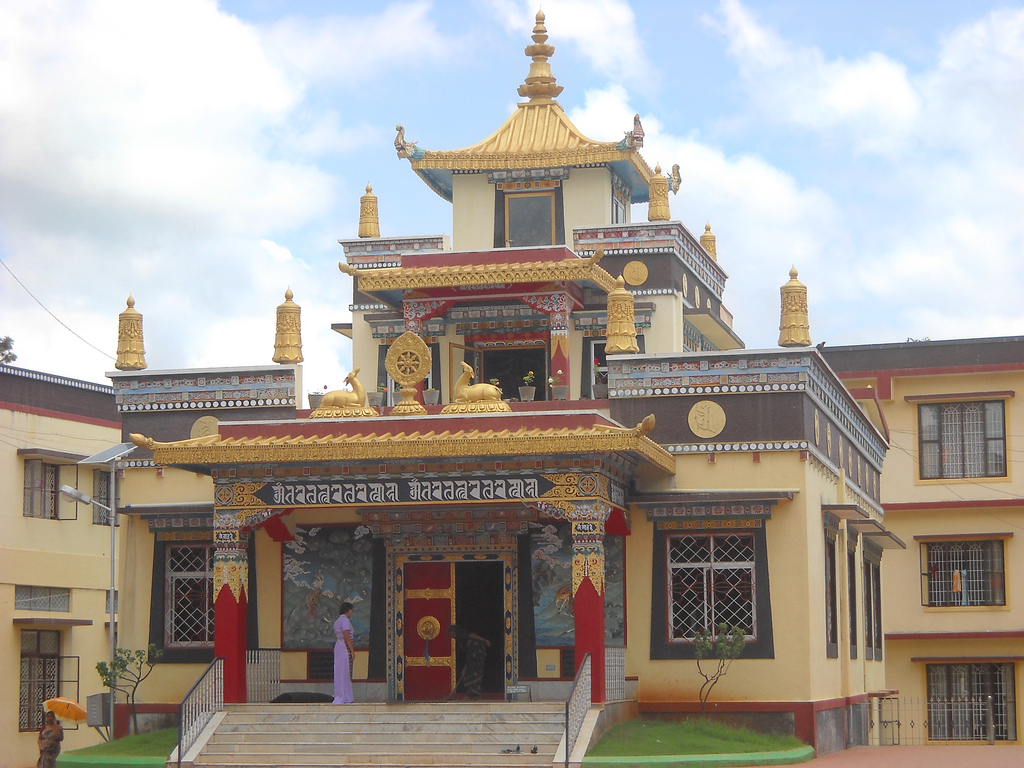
left=367, top=384, right=386, bottom=408
left=549, top=370, right=568, bottom=401
left=519, top=370, right=536, bottom=401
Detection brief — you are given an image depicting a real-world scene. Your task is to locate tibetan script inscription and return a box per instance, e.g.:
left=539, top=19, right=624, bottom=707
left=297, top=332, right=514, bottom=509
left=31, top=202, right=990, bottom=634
left=244, top=474, right=557, bottom=508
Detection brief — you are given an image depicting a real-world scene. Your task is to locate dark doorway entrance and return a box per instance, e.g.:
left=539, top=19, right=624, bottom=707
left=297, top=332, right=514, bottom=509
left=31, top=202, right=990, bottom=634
left=482, top=346, right=547, bottom=400
left=454, top=561, right=505, bottom=696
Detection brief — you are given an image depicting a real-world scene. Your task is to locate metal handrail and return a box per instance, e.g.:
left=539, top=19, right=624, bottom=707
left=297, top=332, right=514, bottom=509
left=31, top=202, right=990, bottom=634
left=176, top=657, right=223, bottom=768
left=564, top=653, right=591, bottom=768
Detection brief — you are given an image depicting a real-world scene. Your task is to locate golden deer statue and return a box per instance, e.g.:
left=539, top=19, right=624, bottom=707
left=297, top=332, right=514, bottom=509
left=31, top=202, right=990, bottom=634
left=453, top=361, right=502, bottom=403
left=321, top=369, right=367, bottom=408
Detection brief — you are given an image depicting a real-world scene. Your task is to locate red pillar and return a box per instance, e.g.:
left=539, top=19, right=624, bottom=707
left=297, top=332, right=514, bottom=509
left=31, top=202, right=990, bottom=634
left=571, top=520, right=605, bottom=704
left=213, top=533, right=248, bottom=703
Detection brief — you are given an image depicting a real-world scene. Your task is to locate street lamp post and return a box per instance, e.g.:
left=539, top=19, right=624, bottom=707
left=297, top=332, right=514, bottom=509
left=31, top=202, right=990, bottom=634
left=60, top=440, right=134, bottom=740
left=60, top=482, right=116, bottom=739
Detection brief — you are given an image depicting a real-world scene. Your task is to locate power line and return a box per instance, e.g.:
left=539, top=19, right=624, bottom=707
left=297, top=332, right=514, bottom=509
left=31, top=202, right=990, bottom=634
left=0, top=256, right=116, bottom=361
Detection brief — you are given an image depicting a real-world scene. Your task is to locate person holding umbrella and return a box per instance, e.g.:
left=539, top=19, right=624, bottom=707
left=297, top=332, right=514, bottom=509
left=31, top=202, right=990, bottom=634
left=37, top=711, right=63, bottom=768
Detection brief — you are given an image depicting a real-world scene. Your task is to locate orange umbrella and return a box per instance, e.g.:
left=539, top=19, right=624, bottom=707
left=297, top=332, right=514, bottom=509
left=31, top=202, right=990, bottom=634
left=44, top=697, right=87, bottom=722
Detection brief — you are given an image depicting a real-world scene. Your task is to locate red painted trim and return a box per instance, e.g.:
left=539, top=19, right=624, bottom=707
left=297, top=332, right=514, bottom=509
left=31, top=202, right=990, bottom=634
left=885, top=499, right=1023, bottom=511
left=913, top=532, right=1013, bottom=542
left=887, top=630, right=1024, bottom=641
left=0, top=400, right=120, bottom=429
left=261, top=514, right=294, bottom=542
left=911, top=656, right=1024, bottom=663
left=835, top=361, right=1024, bottom=380
left=904, top=390, right=1014, bottom=402
left=573, top=577, right=605, bottom=704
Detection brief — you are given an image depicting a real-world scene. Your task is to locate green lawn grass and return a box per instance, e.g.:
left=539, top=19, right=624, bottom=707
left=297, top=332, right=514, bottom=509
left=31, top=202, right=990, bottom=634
left=588, top=718, right=805, bottom=757
left=64, top=728, right=178, bottom=758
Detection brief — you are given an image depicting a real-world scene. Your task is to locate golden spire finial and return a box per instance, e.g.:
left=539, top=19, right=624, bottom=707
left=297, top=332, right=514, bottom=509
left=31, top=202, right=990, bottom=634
left=648, top=164, right=671, bottom=222
left=517, top=10, right=563, bottom=102
left=115, top=295, right=147, bottom=370
left=358, top=183, right=380, bottom=239
left=273, top=288, right=303, bottom=364
left=605, top=276, right=640, bottom=354
left=700, top=222, right=717, bottom=261
left=778, top=267, right=811, bottom=347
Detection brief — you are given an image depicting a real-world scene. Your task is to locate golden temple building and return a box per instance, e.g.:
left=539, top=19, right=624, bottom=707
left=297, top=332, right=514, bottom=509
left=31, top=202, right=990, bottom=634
left=24, top=12, right=1024, bottom=765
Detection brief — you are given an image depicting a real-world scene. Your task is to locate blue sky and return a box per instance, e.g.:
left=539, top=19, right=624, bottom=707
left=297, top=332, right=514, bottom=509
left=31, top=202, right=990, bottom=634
left=1, top=1, right=1022, bottom=394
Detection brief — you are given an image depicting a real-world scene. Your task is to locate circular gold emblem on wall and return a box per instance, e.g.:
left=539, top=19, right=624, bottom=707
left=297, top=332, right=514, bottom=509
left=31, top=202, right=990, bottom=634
left=416, top=615, right=441, bottom=641
left=623, top=260, right=649, bottom=286
left=688, top=400, right=726, bottom=439
left=190, top=415, right=219, bottom=439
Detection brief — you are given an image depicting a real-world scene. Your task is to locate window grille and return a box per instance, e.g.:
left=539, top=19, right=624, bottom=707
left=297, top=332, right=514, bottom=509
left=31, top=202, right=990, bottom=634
left=847, top=548, right=857, bottom=659
left=165, top=544, right=214, bottom=648
left=23, top=460, right=58, bottom=519
left=92, top=470, right=116, bottom=525
left=668, top=532, right=755, bottom=641
left=927, top=663, right=1017, bottom=741
left=919, top=401, right=1005, bottom=479
left=14, top=585, right=70, bottom=612
left=922, top=540, right=1005, bottom=607
left=19, top=630, right=60, bottom=731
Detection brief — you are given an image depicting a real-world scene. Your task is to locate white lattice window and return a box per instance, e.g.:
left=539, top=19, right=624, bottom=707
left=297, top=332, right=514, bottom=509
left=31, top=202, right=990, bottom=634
left=922, top=540, right=1005, bottom=607
left=668, top=533, right=756, bottom=642
left=15, top=585, right=70, bottom=612
left=23, top=460, right=58, bottom=519
left=20, top=630, right=60, bottom=731
left=919, top=401, right=1006, bottom=479
left=165, top=544, right=215, bottom=648
left=928, top=663, right=1017, bottom=741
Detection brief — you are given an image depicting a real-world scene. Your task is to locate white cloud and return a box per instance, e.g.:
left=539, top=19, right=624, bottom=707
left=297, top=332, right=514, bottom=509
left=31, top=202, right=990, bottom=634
left=261, top=239, right=294, bottom=262
left=483, top=0, right=651, bottom=84
left=705, top=0, right=921, bottom=154
left=260, top=1, right=451, bottom=85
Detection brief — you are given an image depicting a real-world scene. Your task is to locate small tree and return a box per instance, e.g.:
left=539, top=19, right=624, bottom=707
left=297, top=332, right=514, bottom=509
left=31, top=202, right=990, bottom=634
left=0, top=336, right=15, bottom=364
left=96, top=645, right=163, bottom=735
left=693, top=622, right=746, bottom=716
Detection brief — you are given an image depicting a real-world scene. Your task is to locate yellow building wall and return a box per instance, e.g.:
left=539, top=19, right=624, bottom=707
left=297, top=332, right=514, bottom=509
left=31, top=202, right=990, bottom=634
left=625, top=448, right=882, bottom=706
left=1, top=408, right=121, bottom=767
left=452, top=174, right=495, bottom=251
left=563, top=167, right=612, bottom=235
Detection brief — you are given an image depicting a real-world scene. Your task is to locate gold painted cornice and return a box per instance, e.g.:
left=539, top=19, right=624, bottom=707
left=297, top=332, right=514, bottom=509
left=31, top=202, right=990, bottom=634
left=129, top=415, right=673, bottom=473
left=339, top=249, right=617, bottom=294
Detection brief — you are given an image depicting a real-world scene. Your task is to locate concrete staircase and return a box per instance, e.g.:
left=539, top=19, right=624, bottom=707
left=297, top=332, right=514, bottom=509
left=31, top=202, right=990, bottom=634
left=186, top=702, right=567, bottom=768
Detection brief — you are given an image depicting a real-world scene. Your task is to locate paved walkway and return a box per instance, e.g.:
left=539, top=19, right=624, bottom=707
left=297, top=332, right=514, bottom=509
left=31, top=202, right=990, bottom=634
left=804, top=744, right=1024, bottom=767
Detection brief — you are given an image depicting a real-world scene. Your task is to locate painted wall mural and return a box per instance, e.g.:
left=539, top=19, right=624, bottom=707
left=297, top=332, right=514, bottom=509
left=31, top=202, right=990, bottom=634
left=530, top=521, right=624, bottom=646
left=282, top=525, right=373, bottom=649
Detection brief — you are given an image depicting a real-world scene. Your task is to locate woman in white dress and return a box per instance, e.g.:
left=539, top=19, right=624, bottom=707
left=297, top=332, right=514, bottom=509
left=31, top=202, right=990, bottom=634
left=332, top=602, right=355, bottom=704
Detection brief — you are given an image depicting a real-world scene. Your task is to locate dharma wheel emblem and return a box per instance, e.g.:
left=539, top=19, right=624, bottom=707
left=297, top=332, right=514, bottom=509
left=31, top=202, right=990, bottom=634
left=385, top=331, right=430, bottom=416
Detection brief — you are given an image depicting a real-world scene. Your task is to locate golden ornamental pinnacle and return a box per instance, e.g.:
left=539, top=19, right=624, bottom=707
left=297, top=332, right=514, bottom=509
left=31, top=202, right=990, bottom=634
left=115, top=295, right=147, bottom=370
left=517, top=10, right=563, bottom=103
left=272, top=288, right=303, bottom=364
left=648, top=164, right=670, bottom=222
left=778, top=267, right=812, bottom=347
left=605, top=276, right=641, bottom=355
left=358, top=183, right=380, bottom=239
left=700, top=222, right=717, bottom=261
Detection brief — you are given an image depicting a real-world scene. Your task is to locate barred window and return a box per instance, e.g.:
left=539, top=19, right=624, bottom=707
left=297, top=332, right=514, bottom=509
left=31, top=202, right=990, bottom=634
left=919, top=401, right=1006, bottom=479
left=15, top=585, right=70, bottom=613
left=863, top=557, right=882, bottom=659
left=19, top=630, right=60, bottom=731
left=23, top=460, right=58, bottom=519
left=92, top=469, right=115, bottom=526
left=847, top=548, right=857, bottom=659
left=165, top=544, right=214, bottom=648
left=668, top=532, right=755, bottom=642
left=922, top=540, right=1005, bottom=607
left=928, top=663, right=1017, bottom=741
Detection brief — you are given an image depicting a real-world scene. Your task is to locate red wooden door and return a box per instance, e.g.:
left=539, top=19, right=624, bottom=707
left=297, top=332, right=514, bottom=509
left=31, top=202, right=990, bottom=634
left=402, top=561, right=455, bottom=701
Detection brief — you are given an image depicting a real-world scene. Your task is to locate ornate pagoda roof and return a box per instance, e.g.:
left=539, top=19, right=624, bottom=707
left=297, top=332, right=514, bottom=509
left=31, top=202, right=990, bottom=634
left=340, top=246, right=617, bottom=309
left=396, top=11, right=653, bottom=203
left=130, top=412, right=674, bottom=474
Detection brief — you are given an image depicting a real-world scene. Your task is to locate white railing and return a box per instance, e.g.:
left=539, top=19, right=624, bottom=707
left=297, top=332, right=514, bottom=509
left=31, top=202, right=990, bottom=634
left=604, top=646, right=625, bottom=701
left=177, top=658, right=223, bottom=768
left=564, top=654, right=591, bottom=768
left=246, top=648, right=281, bottom=703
